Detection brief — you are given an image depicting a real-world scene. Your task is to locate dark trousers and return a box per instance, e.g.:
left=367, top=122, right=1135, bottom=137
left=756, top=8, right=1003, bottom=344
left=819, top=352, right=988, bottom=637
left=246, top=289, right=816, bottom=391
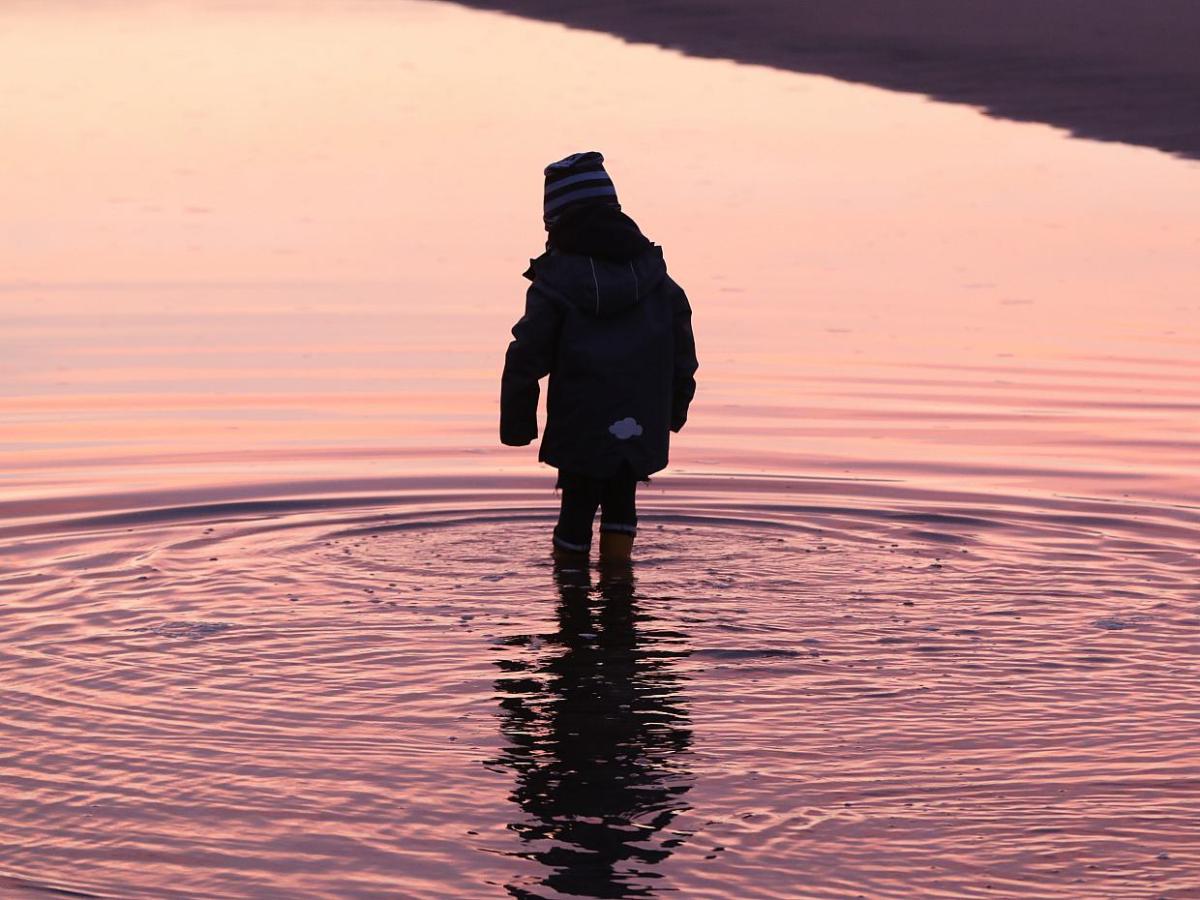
left=553, top=466, right=638, bottom=552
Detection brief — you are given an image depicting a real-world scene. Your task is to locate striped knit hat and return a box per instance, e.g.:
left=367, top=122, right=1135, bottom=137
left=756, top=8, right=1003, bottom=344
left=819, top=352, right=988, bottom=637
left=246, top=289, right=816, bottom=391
left=543, top=151, right=620, bottom=229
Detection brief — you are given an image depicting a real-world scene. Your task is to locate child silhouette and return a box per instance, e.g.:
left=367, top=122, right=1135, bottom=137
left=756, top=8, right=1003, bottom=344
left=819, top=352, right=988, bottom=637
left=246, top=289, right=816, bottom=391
left=501, top=151, right=698, bottom=561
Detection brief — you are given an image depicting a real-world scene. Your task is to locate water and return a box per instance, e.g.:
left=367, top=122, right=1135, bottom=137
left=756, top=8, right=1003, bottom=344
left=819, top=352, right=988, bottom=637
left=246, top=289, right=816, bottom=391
left=2, top=2, right=1199, bottom=898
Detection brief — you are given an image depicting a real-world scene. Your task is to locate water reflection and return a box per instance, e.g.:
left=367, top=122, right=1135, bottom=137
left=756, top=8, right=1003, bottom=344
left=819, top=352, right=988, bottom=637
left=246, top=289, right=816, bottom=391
left=489, top=560, right=694, bottom=898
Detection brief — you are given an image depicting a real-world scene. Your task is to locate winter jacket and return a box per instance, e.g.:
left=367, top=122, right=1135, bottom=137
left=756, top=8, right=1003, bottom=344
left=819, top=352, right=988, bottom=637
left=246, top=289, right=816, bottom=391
left=500, top=245, right=698, bottom=479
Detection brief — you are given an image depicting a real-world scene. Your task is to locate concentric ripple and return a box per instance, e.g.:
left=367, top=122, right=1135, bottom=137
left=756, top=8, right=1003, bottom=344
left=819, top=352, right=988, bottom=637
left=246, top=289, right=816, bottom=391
left=2, top=474, right=1198, bottom=899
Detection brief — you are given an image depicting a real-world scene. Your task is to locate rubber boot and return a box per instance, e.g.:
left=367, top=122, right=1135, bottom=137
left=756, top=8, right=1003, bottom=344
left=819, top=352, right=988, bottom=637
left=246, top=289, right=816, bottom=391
left=552, top=544, right=589, bottom=564
left=598, top=531, right=634, bottom=562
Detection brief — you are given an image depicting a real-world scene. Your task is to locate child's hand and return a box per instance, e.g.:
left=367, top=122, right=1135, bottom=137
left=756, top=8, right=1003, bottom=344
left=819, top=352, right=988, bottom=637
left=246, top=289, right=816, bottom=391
left=500, top=426, right=536, bottom=447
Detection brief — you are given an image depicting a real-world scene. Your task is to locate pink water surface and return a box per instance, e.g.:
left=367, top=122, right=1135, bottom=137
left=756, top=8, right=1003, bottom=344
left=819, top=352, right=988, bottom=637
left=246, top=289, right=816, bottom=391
left=2, top=2, right=1199, bottom=898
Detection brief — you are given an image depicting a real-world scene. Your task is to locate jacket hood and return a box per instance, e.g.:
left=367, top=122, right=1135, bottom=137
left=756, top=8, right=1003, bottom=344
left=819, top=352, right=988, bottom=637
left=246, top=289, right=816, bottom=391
left=524, top=246, right=668, bottom=319
left=547, top=205, right=652, bottom=261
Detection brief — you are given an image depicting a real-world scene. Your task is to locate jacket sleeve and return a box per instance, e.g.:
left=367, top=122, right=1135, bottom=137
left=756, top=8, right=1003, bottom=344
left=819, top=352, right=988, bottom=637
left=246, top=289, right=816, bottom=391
left=500, top=286, right=561, bottom=446
left=670, top=285, right=698, bottom=433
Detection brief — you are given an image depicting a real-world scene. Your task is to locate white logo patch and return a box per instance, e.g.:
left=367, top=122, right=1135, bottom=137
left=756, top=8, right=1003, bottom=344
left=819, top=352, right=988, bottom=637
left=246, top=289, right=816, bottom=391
left=609, top=417, right=643, bottom=440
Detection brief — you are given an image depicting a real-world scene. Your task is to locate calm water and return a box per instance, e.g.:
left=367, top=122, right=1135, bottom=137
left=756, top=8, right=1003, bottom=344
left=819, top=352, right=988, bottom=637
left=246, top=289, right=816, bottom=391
left=2, top=2, right=1199, bottom=898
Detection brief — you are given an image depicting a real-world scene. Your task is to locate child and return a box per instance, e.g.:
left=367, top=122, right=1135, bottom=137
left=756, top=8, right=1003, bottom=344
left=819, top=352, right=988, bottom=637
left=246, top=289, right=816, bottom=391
left=500, top=151, right=698, bottom=561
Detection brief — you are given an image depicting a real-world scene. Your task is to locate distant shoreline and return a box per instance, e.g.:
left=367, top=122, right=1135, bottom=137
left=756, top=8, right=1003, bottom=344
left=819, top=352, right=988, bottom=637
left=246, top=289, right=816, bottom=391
left=448, top=0, right=1200, bottom=161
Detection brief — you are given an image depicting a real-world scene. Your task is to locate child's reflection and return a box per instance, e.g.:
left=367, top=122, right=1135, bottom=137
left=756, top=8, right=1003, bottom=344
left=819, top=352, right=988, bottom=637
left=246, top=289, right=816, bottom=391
left=490, top=559, right=693, bottom=898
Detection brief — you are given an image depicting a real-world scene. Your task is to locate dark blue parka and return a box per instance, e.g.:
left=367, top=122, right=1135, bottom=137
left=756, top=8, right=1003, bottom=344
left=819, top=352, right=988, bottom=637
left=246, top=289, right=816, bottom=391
left=500, top=245, right=698, bottom=479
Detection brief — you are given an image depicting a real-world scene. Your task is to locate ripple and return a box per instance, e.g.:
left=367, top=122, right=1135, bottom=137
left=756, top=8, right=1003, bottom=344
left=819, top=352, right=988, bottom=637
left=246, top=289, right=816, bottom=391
left=130, top=621, right=236, bottom=640
left=2, top=474, right=1199, bottom=898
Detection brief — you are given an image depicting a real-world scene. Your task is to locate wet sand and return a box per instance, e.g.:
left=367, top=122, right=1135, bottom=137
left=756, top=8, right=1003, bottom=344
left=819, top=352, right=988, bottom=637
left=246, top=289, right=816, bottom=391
left=448, top=0, right=1200, bottom=160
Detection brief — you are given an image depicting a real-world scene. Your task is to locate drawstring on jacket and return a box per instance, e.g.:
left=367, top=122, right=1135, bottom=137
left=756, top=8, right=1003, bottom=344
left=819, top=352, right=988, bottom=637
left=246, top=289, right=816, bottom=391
left=590, top=257, right=601, bottom=315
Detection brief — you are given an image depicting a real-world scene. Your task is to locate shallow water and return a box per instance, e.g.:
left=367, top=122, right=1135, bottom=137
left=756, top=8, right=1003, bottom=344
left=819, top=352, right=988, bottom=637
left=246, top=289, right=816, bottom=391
left=4, top=478, right=1200, bottom=898
left=2, top=1, right=1199, bottom=898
